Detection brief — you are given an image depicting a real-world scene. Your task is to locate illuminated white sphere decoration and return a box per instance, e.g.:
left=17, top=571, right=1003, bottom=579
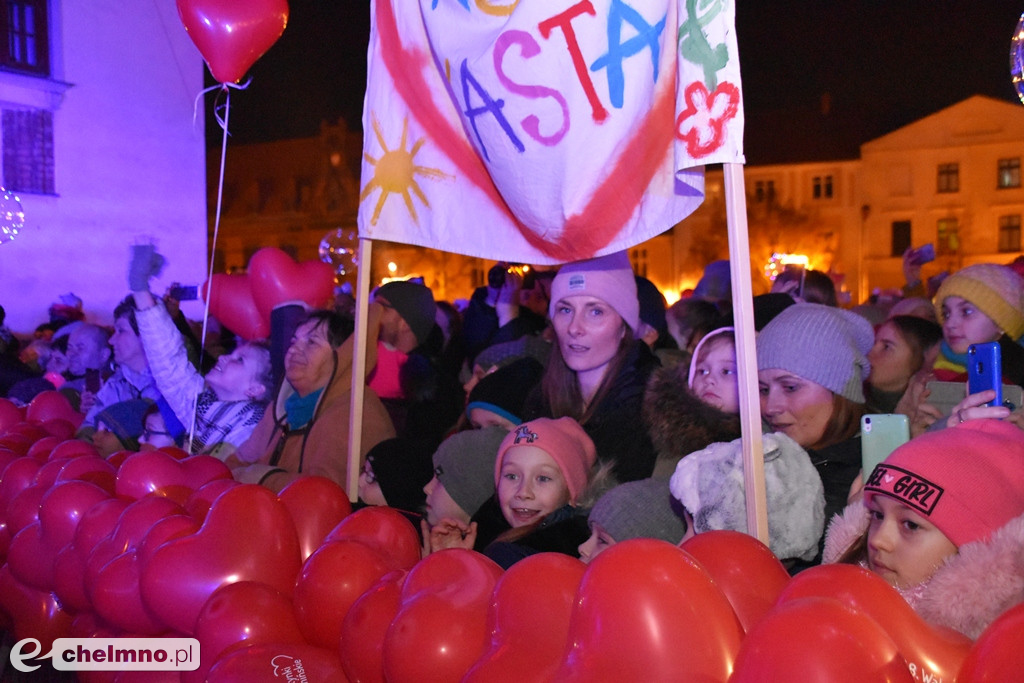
left=318, top=227, right=357, bottom=275
left=1011, top=13, right=1024, bottom=104
left=0, top=187, right=24, bottom=245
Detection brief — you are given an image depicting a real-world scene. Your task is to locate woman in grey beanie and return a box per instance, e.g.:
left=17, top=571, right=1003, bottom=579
left=756, top=303, right=874, bottom=563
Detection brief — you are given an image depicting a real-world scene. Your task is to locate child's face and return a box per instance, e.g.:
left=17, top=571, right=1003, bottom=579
left=93, top=422, right=126, bottom=458
left=358, top=460, right=387, bottom=506
left=866, top=494, right=957, bottom=589
left=468, top=407, right=517, bottom=431
left=497, top=445, right=570, bottom=528
left=866, top=322, right=915, bottom=393
left=140, top=412, right=174, bottom=449
left=578, top=521, right=616, bottom=564
left=422, top=475, right=469, bottom=526
left=205, top=345, right=268, bottom=402
left=940, top=296, right=1002, bottom=354
left=691, top=339, right=739, bottom=413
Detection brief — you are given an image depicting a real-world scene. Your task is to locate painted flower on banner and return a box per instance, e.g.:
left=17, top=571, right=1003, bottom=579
left=675, top=81, right=740, bottom=157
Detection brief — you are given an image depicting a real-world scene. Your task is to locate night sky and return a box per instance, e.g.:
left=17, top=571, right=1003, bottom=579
left=205, top=2, right=1024, bottom=165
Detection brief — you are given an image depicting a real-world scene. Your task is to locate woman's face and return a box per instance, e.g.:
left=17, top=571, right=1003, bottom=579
left=497, top=445, right=570, bottom=528
left=551, top=295, right=625, bottom=395
left=866, top=322, right=915, bottom=393
left=284, top=320, right=335, bottom=397
left=111, top=317, right=146, bottom=370
left=758, top=369, right=835, bottom=448
left=866, top=494, right=957, bottom=589
left=940, top=296, right=1002, bottom=354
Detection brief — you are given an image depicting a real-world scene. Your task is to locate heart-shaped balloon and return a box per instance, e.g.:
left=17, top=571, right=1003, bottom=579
left=731, top=597, right=914, bottom=682
left=25, top=435, right=60, bottom=461
left=175, top=0, right=289, bottom=84
left=278, top=476, right=352, bottom=561
left=384, top=550, right=504, bottom=683
left=188, top=581, right=305, bottom=683
left=26, top=390, right=84, bottom=429
left=0, top=397, right=24, bottom=434
left=207, top=642, right=345, bottom=683
left=116, top=451, right=232, bottom=502
left=681, top=530, right=791, bottom=633
left=203, top=273, right=269, bottom=341
left=958, top=602, right=1024, bottom=681
left=0, top=565, right=73, bottom=652
left=554, top=539, right=743, bottom=682
left=39, top=418, right=76, bottom=441
left=777, top=564, right=971, bottom=682
left=49, top=439, right=101, bottom=461
left=464, top=552, right=585, bottom=683
left=185, top=478, right=242, bottom=522
left=140, top=484, right=301, bottom=635
left=340, top=571, right=406, bottom=683
left=53, top=497, right=128, bottom=612
left=248, top=247, right=335, bottom=321
left=293, top=539, right=393, bottom=649
left=326, top=506, right=421, bottom=571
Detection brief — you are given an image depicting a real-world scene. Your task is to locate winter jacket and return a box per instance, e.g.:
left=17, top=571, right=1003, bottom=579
left=824, top=501, right=1024, bottom=639
left=233, top=334, right=396, bottom=494
left=136, top=302, right=265, bottom=456
left=80, top=364, right=160, bottom=433
left=643, top=363, right=742, bottom=481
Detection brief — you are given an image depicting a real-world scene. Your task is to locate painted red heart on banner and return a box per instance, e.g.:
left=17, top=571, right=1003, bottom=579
left=373, top=1, right=680, bottom=261
left=115, top=451, right=232, bottom=502
left=203, top=274, right=268, bottom=341
left=175, top=0, right=288, bottom=84
left=140, top=485, right=301, bottom=635
left=248, top=247, right=335, bottom=321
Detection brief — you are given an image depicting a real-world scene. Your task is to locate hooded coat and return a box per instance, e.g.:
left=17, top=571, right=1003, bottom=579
left=233, top=334, right=396, bottom=493
left=824, top=501, right=1024, bottom=640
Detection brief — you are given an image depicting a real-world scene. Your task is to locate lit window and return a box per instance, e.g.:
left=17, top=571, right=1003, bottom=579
left=812, top=175, right=833, bottom=200
left=0, top=0, right=48, bottom=75
left=999, top=215, right=1021, bottom=253
left=937, top=163, right=959, bottom=193
left=936, top=218, right=959, bottom=254
left=998, top=158, right=1020, bottom=189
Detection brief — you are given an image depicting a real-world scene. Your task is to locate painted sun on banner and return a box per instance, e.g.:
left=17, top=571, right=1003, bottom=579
left=359, top=0, right=744, bottom=264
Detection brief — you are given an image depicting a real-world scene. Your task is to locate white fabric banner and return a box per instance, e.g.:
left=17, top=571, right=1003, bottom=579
left=359, top=0, right=744, bottom=264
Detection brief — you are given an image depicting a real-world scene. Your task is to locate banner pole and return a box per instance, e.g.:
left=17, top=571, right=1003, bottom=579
left=346, top=237, right=374, bottom=502
left=723, top=162, right=769, bottom=545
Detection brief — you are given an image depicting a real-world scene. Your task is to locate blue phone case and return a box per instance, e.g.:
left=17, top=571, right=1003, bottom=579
left=968, top=342, right=1002, bottom=408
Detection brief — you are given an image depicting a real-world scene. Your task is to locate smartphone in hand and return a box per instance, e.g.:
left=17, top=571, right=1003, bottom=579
left=968, top=342, right=1002, bottom=408
left=861, top=414, right=909, bottom=477
left=85, top=368, right=102, bottom=394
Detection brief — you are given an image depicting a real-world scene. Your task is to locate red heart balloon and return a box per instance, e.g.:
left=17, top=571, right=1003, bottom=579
left=188, top=581, right=305, bottom=683
left=340, top=571, right=406, bottom=683
left=384, top=550, right=504, bottom=683
left=203, top=273, right=268, bottom=341
left=53, top=497, right=129, bottom=612
left=175, top=0, right=288, bottom=84
left=0, top=398, right=24, bottom=434
left=91, top=549, right=167, bottom=635
left=958, top=602, right=1024, bottom=681
left=140, top=484, right=301, bottom=635
left=681, top=530, right=791, bottom=633
left=25, top=435, right=60, bottom=461
left=0, top=565, right=73, bottom=652
left=207, top=642, right=345, bottom=683
left=248, top=247, right=335, bottom=321
left=464, top=553, right=585, bottom=683
left=294, top=539, right=393, bottom=649
left=184, top=478, right=242, bottom=522
left=554, top=539, right=743, bottom=682
left=26, top=390, right=83, bottom=429
left=278, top=476, right=352, bottom=561
left=731, top=597, right=914, bottom=682
left=39, top=418, right=76, bottom=441
left=115, top=451, right=232, bottom=502
left=49, top=439, right=101, bottom=461
left=326, top=506, right=420, bottom=571
left=777, top=564, right=971, bottom=682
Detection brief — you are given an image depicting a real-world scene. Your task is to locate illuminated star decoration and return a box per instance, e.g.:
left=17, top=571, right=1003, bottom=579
left=360, top=115, right=451, bottom=226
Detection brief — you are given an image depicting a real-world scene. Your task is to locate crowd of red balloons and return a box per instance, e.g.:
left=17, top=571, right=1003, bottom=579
left=0, top=391, right=1022, bottom=681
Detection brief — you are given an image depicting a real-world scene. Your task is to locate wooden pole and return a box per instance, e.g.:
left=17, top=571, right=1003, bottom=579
left=723, top=162, right=770, bottom=544
left=346, top=238, right=374, bottom=502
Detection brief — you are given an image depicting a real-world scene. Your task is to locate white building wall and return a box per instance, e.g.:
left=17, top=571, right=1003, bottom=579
left=0, top=0, right=208, bottom=332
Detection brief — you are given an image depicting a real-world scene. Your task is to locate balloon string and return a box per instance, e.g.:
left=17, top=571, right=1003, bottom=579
left=186, top=81, right=239, bottom=453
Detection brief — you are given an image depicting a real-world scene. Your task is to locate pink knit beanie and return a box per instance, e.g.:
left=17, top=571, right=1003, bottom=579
left=495, top=417, right=597, bottom=505
left=863, top=419, right=1024, bottom=547
left=549, top=251, right=640, bottom=333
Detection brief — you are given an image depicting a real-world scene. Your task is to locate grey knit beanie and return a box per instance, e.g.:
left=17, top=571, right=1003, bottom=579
left=431, top=425, right=507, bottom=516
left=756, top=303, right=873, bottom=403
left=589, top=478, right=688, bottom=544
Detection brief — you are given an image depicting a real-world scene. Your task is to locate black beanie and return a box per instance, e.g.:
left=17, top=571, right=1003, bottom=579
left=465, top=356, right=544, bottom=425
left=366, top=437, right=435, bottom=513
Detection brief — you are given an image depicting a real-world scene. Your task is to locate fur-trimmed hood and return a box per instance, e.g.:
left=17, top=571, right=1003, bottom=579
left=823, top=501, right=1024, bottom=640
left=643, top=364, right=742, bottom=479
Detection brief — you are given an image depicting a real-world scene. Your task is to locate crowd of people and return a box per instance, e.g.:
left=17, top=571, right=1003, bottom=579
left=1, top=245, right=1023, bottom=640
